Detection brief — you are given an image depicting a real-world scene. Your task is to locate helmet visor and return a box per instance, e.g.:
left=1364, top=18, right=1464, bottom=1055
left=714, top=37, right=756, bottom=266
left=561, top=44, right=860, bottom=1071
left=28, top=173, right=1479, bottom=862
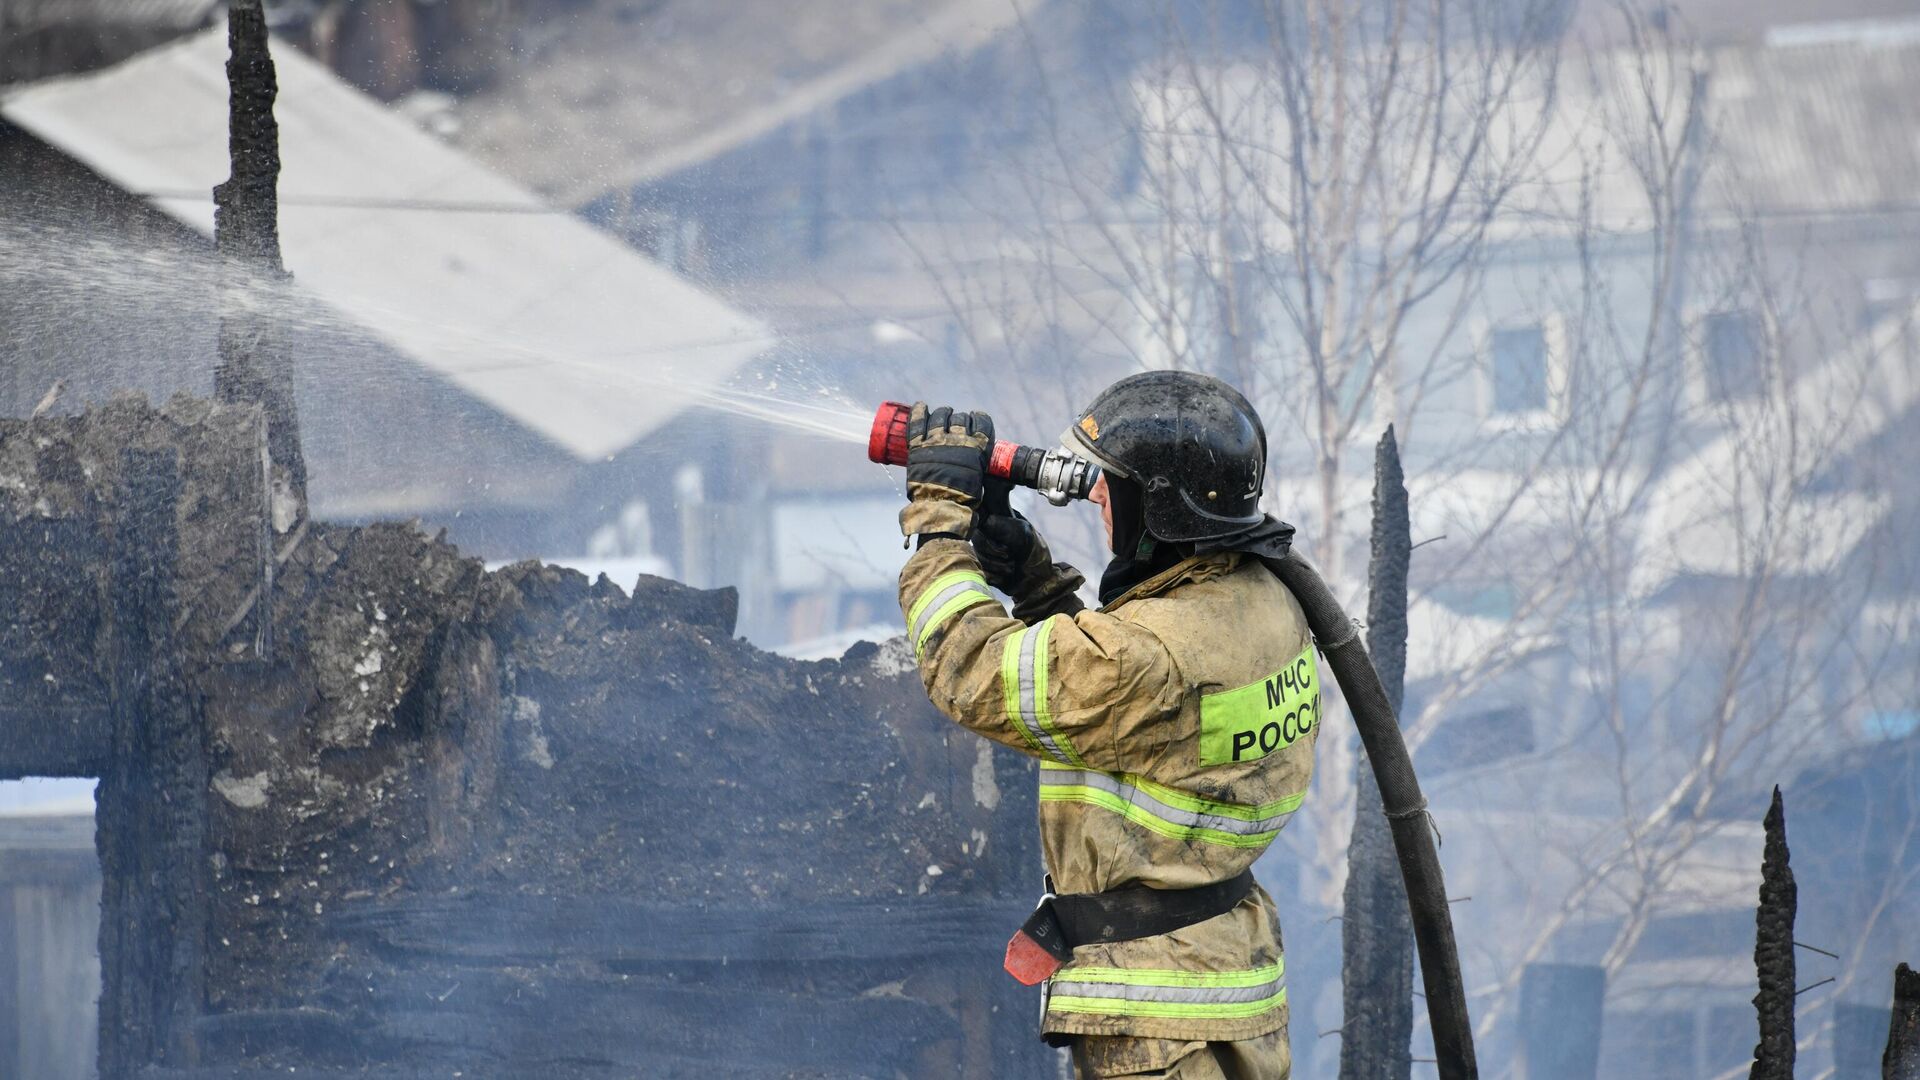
left=1059, top=423, right=1131, bottom=479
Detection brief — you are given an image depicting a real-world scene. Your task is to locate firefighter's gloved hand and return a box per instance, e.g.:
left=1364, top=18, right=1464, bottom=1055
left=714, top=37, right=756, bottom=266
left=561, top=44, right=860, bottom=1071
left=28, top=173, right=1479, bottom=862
left=976, top=481, right=1086, bottom=616
left=973, top=506, right=1038, bottom=593
left=900, top=403, right=993, bottom=540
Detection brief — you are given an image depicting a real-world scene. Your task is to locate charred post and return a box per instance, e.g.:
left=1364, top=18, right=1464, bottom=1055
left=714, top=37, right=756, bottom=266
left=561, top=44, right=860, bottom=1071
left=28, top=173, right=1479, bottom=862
left=95, top=449, right=210, bottom=1075
left=213, top=0, right=283, bottom=275
left=1889, top=963, right=1920, bottom=1080
left=213, top=0, right=307, bottom=555
left=1749, top=786, right=1797, bottom=1080
left=1340, top=425, right=1415, bottom=1080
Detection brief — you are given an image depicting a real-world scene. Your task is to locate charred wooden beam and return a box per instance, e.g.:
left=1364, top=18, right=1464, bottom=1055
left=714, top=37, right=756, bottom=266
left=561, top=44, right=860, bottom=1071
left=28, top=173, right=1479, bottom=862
left=213, top=0, right=283, bottom=274
left=0, top=705, right=111, bottom=780
left=1749, top=786, right=1796, bottom=1080
left=97, top=450, right=211, bottom=1076
left=213, top=0, right=306, bottom=569
left=1341, top=425, right=1415, bottom=1080
left=1889, top=963, right=1920, bottom=1080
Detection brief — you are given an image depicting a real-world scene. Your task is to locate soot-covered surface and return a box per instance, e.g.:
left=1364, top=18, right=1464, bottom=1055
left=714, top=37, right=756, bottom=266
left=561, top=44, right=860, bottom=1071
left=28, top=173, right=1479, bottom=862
left=0, top=398, right=1048, bottom=1079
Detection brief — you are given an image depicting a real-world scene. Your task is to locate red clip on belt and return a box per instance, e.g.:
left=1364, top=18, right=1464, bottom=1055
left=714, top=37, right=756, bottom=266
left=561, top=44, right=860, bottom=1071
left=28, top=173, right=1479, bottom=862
left=1002, top=869, right=1258, bottom=986
left=1004, top=896, right=1072, bottom=985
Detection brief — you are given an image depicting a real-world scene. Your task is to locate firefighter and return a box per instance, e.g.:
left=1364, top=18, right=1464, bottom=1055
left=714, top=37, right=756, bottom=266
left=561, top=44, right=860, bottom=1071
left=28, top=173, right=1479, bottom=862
left=895, top=371, right=1317, bottom=1080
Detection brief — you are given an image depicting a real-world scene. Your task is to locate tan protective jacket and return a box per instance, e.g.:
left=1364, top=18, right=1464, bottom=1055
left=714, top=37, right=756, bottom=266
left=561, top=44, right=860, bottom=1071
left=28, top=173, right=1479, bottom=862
left=899, top=537, right=1319, bottom=1042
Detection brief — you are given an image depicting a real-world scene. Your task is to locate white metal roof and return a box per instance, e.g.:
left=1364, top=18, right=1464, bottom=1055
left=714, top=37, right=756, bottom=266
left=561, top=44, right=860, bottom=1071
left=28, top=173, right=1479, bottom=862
left=0, top=25, right=772, bottom=461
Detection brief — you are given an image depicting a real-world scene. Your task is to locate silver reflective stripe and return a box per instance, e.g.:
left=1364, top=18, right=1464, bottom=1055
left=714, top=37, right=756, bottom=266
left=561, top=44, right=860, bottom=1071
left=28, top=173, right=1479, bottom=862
left=910, top=580, right=992, bottom=646
left=1017, top=623, right=1073, bottom=764
left=1050, top=977, right=1285, bottom=1005
left=1038, top=768, right=1295, bottom=837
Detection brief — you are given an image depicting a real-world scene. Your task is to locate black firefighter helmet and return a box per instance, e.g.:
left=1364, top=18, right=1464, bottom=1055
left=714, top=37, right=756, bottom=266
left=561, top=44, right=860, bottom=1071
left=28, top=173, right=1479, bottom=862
left=1062, top=371, right=1268, bottom=546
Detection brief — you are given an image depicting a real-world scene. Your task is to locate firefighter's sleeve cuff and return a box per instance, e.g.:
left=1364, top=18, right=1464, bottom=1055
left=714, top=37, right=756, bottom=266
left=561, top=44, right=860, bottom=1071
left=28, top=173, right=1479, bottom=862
left=900, top=498, right=975, bottom=539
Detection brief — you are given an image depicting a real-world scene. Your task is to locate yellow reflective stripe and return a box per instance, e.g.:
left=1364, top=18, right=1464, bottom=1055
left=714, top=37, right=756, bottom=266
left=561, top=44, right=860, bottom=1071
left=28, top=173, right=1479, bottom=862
left=908, top=571, right=994, bottom=659
left=915, top=591, right=993, bottom=658
left=1038, top=784, right=1278, bottom=848
left=1049, top=962, right=1287, bottom=1019
left=1115, top=769, right=1302, bottom=821
left=999, top=622, right=1075, bottom=764
left=1060, top=961, right=1283, bottom=987
left=1000, top=627, right=1047, bottom=756
left=1027, top=618, right=1086, bottom=766
left=908, top=571, right=987, bottom=628
left=1046, top=988, right=1287, bottom=1020
left=1036, top=764, right=1301, bottom=848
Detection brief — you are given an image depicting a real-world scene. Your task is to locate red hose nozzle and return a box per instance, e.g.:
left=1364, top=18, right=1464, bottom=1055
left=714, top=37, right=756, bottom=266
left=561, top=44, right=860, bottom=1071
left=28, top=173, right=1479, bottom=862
left=866, top=401, right=1100, bottom=505
left=868, top=401, right=914, bottom=468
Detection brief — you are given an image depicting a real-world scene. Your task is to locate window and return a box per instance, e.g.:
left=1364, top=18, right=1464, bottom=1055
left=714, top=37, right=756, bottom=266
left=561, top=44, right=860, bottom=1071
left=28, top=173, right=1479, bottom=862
left=1186, top=256, right=1263, bottom=379
left=1863, top=709, right=1920, bottom=741
left=1862, top=277, right=1920, bottom=329
left=1415, top=705, right=1534, bottom=775
left=0, top=780, right=100, bottom=1080
left=1701, top=309, right=1765, bottom=402
left=1427, top=581, right=1518, bottom=619
left=1489, top=324, right=1549, bottom=414
left=1216, top=258, right=1263, bottom=372
left=1603, top=1010, right=1697, bottom=1080
left=1335, top=344, right=1377, bottom=421
left=1113, top=124, right=1143, bottom=198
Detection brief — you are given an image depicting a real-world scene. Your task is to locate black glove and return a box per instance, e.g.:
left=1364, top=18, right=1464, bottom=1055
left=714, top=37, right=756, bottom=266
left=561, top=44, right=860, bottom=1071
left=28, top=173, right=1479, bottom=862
left=973, top=481, right=1038, bottom=593
left=899, top=403, right=994, bottom=540
left=974, top=482, right=1087, bottom=617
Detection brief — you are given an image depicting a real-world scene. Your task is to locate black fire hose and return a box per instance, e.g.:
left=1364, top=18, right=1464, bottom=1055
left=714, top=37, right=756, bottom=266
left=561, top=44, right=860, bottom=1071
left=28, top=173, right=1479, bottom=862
left=1267, top=551, right=1479, bottom=1080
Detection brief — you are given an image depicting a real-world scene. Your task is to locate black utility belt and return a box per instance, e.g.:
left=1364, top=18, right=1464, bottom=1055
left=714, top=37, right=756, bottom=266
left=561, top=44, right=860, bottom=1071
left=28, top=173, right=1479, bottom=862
left=1002, top=868, right=1256, bottom=985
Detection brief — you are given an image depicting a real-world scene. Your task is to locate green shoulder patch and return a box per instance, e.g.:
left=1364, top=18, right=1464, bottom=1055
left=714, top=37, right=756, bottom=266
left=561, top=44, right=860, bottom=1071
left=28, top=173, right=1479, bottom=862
left=1198, top=645, right=1320, bottom=766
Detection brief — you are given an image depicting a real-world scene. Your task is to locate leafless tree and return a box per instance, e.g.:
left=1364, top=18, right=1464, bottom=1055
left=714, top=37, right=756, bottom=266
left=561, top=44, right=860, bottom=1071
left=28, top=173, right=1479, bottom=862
left=1431, top=15, right=1920, bottom=1068
left=878, top=0, right=1919, bottom=1071
left=888, top=0, right=1566, bottom=915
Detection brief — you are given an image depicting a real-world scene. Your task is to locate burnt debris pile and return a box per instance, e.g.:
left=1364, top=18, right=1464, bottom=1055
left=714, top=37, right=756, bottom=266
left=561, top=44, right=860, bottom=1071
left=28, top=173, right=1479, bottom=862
left=0, top=396, right=1046, bottom=1078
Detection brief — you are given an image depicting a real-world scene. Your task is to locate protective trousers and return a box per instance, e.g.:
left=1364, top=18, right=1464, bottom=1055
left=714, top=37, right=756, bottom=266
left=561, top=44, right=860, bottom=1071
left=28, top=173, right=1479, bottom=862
left=1070, top=1030, right=1291, bottom=1079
